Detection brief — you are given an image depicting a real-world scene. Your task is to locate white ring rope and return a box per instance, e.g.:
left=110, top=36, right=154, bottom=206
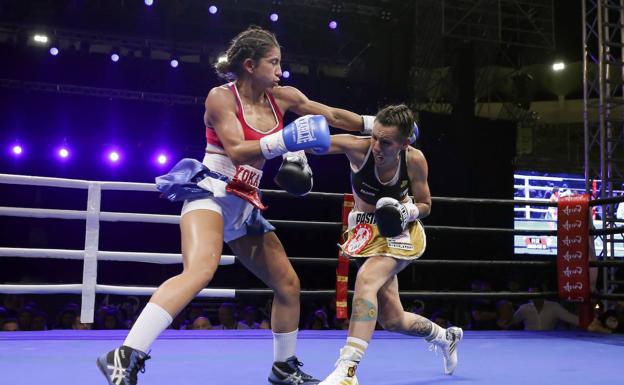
left=0, top=173, right=242, bottom=322
left=0, top=247, right=235, bottom=265
left=0, top=207, right=180, bottom=224
left=0, top=284, right=235, bottom=298
left=0, top=173, right=157, bottom=191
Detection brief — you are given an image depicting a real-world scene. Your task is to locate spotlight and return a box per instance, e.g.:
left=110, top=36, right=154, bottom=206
left=144, top=0, right=154, bottom=6
left=282, top=70, right=290, bottom=79
left=111, top=53, right=120, bottom=62
left=208, top=5, right=218, bottom=14
left=11, top=145, right=23, bottom=156
left=108, top=151, right=121, bottom=163
left=329, top=20, right=338, bottom=30
left=170, top=58, right=179, bottom=68
left=156, top=153, right=168, bottom=166
left=57, top=147, right=70, bottom=160
left=270, top=13, right=279, bottom=22
left=153, top=151, right=171, bottom=167
left=33, top=34, right=49, bottom=44
left=552, top=62, right=565, bottom=72
left=49, top=47, right=59, bottom=56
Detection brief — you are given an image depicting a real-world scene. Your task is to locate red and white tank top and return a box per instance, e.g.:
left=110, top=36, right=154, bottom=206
left=205, top=82, right=284, bottom=149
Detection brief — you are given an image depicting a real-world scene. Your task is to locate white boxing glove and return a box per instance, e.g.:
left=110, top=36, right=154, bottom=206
left=361, top=115, right=375, bottom=135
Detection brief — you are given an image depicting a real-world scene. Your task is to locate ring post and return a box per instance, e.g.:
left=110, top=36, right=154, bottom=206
left=556, top=194, right=591, bottom=329
left=81, top=183, right=102, bottom=323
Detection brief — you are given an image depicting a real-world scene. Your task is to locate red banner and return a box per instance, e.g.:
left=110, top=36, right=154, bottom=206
left=556, top=194, right=591, bottom=303
left=336, top=194, right=354, bottom=319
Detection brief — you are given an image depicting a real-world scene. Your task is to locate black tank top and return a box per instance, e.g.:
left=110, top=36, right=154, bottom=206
left=350, top=147, right=411, bottom=205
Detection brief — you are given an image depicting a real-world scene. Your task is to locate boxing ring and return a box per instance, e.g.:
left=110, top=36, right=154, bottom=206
left=1, top=173, right=623, bottom=385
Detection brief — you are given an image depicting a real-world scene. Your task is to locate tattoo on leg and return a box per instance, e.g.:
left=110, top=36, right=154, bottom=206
left=352, top=298, right=377, bottom=322
left=407, top=318, right=433, bottom=337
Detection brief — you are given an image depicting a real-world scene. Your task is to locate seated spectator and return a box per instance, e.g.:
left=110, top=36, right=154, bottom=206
left=55, top=303, right=79, bottom=329
left=2, top=317, right=19, bottom=331
left=259, top=319, right=271, bottom=330
left=101, top=307, right=126, bottom=330
left=305, top=308, right=330, bottom=330
left=238, top=305, right=260, bottom=329
left=186, top=306, right=206, bottom=326
left=512, top=286, right=578, bottom=330
left=190, top=316, right=213, bottom=330
left=119, top=296, right=141, bottom=325
left=496, top=300, right=521, bottom=330
left=170, top=309, right=190, bottom=330
left=259, top=299, right=272, bottom=330
left=213, top=302, right=244, bottom=330
left=430, top=309, right=451, bottom=328
left=588, top=310, right=620, bottom=334
left=72, top=315, right=92, bottom=330
left=335, top=317, right=350, bottom=330
left=408, top=300, right=426, bottom=316
left=0, top=306, right=7, bottom=325
left=17, top=305, right=35, bottom=331
left=30, top=310, right=49, bottom=331
left=2, top=294, right=23, bottom=313
left=469, top=280, right=498, bottom=330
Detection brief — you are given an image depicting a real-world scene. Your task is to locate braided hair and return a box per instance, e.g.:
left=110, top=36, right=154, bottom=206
left=375, top=104, right=416, bottom=139
left=215, top=26, right=280, bottom=80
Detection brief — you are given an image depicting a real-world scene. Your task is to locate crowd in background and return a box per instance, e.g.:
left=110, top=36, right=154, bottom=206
left=3, top=279, right=622, bottom=334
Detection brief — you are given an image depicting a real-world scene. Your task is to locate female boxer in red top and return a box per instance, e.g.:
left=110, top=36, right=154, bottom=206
left=97, top=26, right=366, bottom=385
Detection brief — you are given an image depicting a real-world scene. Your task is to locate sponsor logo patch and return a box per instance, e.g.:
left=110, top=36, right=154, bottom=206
left=345, top=223, right=374, bottom=254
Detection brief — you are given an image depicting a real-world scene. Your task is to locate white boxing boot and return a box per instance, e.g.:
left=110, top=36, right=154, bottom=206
left=318, top=346, right=362, bottom=385
left=428, top=326, right=463, bottom=375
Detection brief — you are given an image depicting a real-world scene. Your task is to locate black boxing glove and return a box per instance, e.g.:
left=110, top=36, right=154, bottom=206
left=274, top=151, right=313, bottom=196
left=375, top=197, right=419, bottom=237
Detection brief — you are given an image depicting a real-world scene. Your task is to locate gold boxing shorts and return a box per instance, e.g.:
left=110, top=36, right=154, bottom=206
left=339, top=210, right=426, bottom=260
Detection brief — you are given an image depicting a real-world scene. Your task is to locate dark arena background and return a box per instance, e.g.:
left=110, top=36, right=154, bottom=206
left=0, top=1, right=623, bottom=385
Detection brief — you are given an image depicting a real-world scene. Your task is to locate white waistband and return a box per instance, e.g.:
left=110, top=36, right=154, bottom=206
left=347, top=210, right=376, bottom=229
left=202, top=153, right=263, bottom=184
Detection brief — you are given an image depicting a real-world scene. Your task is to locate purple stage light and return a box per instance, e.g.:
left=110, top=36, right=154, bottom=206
left=157, top=154, right=168, bottom=165
left=108, top=151, right=120, bottom=163
left=282, top=70, right=290, bottom=79
left=170, top=59, right=179, bottom=68
left=270, top=13, right=279, bottom=22
left=49, top=47, right=59, bottom=56
left=58, top=148, right=69, bottom=159
left=329, top=20, right=338, bottom=29
left=11, top=145, right=23, bottom=156
left=111, top=53, right=120, bottom=62
left=144, top=0, right=154, bottom=6
left=208, top=5, right=218, bottom=14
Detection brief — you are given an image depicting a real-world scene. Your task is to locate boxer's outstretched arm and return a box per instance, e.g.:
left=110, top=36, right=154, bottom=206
left=274, top=86, right=365, bottom=132
left=309, top=134, right=371, bottom=174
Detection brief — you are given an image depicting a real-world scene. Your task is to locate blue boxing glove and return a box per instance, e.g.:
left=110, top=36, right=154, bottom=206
left=274, top=151, right=313, bottom=196
left=260, top=115, right=330, bottom=159
left=375, top=197, right=420, bottom=238
left=410, top=121, right=420, bottom=143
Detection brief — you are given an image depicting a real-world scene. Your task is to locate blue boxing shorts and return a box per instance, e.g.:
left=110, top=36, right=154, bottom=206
left=157, top=153, right=275, bottom=243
